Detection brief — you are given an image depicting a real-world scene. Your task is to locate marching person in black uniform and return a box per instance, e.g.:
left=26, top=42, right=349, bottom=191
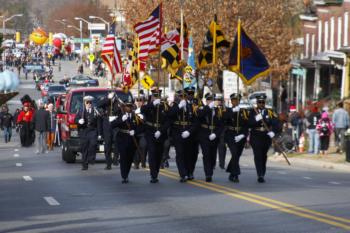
left=248, top=94, right=279, bottom=183
left=97, top=91, right=120, bottom=170
left=111, top=100, right=143, bottom=183
left=75, top=96, right=99, bottom=170
left=185, top=87, right=200, bottom=180
left=197, top=93, right=224, bottom=182
left=168, top=90, right=199, bottom=182
left=215, top=93, right=227, bottom=169
left=141, top=88, right=171, bottom=183
left=224, top=93, right=249, bottom=183
left=134, top=94, right=147, bottom=169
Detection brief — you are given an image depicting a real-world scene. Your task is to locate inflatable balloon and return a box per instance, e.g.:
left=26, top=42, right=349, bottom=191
left=2, top=71, right=12, bottom=91
left=0, top=73, right=5, bottom=91
left=30, top=28, right=48, bottom=45
left=53, top=38, right=62, bottom=48
left=0, top=70, right=20, bottom=91
left=8, top=71, right=19, bottom=91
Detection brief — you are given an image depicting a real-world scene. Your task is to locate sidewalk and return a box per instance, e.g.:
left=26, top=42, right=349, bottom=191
left=0, top=135, right=20, bottom=149
left=269, top=148, right=350, bottom=173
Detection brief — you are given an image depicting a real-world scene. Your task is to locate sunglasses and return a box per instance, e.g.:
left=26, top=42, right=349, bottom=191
left=257, top=101, right=265, bottom=104
left=86, top=101, right=92, bottom=104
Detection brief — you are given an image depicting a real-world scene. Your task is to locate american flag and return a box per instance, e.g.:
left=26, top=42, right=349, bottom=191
left=101, top=21, right=123, bottom=82
left=134, top=4, right=162, bottom=61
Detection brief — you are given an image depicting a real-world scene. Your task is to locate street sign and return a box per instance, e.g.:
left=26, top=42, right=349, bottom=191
left=292, top=68, right=305, bottom=76
left=73, top=38, right=92, bottom=43
left=88, top=23, right=106, bottom=30
left=141, top=74, right=154, bottom=90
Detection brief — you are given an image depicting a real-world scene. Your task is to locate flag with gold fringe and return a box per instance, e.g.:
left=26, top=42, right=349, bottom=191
left=229, top=19, right=270, bottom=85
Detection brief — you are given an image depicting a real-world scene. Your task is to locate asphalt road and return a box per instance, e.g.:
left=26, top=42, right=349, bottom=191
left=1, top=61, right=350, bottom=233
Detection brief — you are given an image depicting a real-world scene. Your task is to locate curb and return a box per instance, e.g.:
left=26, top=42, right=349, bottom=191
left=269, top=156, right=350, bottom=173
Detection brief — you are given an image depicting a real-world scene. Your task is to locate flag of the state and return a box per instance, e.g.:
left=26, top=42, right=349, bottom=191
left=197, top=18, right=229, bottom=69
left=229, top=20, right=270, bottom=85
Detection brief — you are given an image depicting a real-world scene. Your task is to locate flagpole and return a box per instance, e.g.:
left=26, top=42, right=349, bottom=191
left=180, top=0, right=186, bottom=128
left=236, top=18, right=241, bottom=134
left=212, top=15, right=217, bottom=93
left=137, top=36, right=141, bottom=98
left=157, top=3, right=162, bottom=94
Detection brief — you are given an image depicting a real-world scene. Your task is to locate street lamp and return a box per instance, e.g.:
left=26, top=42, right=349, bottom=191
left=74, top=17, right=92, bottom=38
left=55, top=19, right=67, bottom=34
left=89, top=15, right=110, bottom=34
left=2, top=14, right=23, bottom=38
left=68, top=24, right=83, bottom=59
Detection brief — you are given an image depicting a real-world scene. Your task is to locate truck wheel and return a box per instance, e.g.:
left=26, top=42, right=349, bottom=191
left=62, top=143, right=76, bottom=163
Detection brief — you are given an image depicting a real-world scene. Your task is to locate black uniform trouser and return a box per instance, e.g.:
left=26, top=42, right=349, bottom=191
left=101, top=118, right=112, bottom=166
left=226, top=138, right=246, bottom=176
left=218, top=132, right=227, bottom=168
left=173, top=134, right=193, bottom=178
left=118, top=135, right=136, bottom=179
left=188, top=139, right=199, bottom=176
left=80, top=129, right=97, bottom=166
left=112, top=128, right=120, bottom=163
left=199, top=139, right=219, bottom=177
left=146, top=136, right=165, bottom=179
left=134, top=135, right=147, bottom=166
left=250, top=133, right=271, bottom=177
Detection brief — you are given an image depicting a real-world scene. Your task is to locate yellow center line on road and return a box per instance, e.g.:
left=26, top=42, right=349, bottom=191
left=157, top=169, right=350, bottom=231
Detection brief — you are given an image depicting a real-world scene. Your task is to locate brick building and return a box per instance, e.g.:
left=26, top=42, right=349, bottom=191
left=292, top=0, right=350, bottom=110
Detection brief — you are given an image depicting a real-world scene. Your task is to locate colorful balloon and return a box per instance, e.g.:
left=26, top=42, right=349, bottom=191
left=30, top=28, right=48, bottom=45
left=53, top=38, right=62, bottom=48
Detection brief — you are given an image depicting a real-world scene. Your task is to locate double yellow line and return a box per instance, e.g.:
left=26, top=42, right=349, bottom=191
left=156, top=169, right=350, bottom=230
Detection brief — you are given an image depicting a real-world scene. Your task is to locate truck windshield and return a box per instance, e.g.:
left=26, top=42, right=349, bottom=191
left=70, top=90, right=133, bottom=114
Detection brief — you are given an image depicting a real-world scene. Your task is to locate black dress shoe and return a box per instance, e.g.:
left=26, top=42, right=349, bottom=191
left=229, top=174, right=239, bottom=183
left=257, top=177, right=265, bottom=183
left=187, top=174, right=194, bottom=181
left=179, top=177, right=187, bottom=183
left=220, top=165, right=225, bottom=170
left=104, top=165, right=112, bottom=170
left=141, top=163, right=146, bottom=168
left=134, top=164, right=140, bottom=169
left=122, top=178, right=129, bottom=184
left=205, top=176, right=212, bottom=182
left=150, top=178, right=159, bottom=183
left=81, top=166, right=88, bottom=170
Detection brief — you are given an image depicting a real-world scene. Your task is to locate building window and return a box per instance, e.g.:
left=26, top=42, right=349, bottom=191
left=330, top=17, right=335, bottom=50
left=305, top=33, right=310, bottom=58
left=338, top=17, right=342, bottom=49
left=345, top=12, right=349, bottom=46
left=318, top=20, right=322, bottom=53
left=325, top=21, right=329, bottom=51
left=312, top=34, right=315, bottom=56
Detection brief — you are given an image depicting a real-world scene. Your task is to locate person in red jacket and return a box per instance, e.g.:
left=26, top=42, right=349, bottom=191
left=17, top=102, right=35, bottom=147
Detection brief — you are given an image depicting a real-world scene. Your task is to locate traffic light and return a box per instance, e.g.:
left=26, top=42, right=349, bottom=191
left=95, top=38, right=99, bottom=45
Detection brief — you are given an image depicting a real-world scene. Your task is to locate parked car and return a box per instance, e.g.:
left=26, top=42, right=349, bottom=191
left=60, top=87, right=133, bottom=163
left=59, top=74, right=99, bottom=87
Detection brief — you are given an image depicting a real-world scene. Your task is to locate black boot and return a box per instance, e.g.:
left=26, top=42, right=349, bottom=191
left=257, top=176, right=265, bottom=183
left=150, top=177, right=159, bottom=183
left=122, top=178, right=129, bottom=184
left=179, top=177, right=187, bottom=183
left=229, top=174, right=239, bottom=183
left=205, top=176, right=212, bottom=182
left=104, top=165, right=112, bottom=170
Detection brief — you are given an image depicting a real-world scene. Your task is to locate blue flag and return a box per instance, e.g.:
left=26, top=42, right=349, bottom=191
left=229, top=20, right=270, bottom=85
left=187, top=35, right=196, bottom=70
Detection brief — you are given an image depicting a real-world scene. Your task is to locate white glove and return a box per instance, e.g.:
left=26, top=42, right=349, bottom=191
left=267, top=131, right=275, bottom=138
left=232, top=106, right=240, bottom=112
left=108, top=92, right=115, bottom=99
left=209, top=133, right=216, bottom=141
left=255, top=114, right=263, bottom=122
left=109, top=116, right=117, bottom=122
left=97, top=135, right=102, bottom=140
left=154, top=130, right=161, bottom=139
left=78, top=118, right=85, bottom=125
left=153, top=98, right=161, bottom=106
left=234, top=134, right=245, bottom=143
left=135, top=108, right=141, bottom=114
left=208, top=101, right=215, bottom=109
left=181, top=130, right=190, bottom=139
left=178, top=99, right=187, bottom=109
left=137, top=113, right=144, bottom=120
left=122, top=114, right=128, bottom=122
left=129, top=130, right=135, bottom=136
